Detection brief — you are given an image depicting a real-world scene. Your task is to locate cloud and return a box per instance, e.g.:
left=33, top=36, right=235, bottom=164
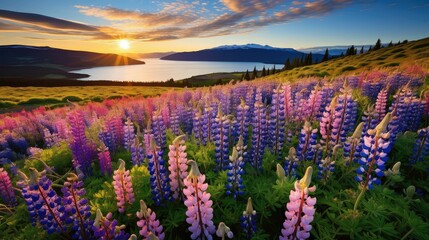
left=220, top=0, right=283, bottom=13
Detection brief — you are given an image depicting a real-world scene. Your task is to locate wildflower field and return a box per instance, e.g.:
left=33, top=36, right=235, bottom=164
left=1, top=68, right=429, bottom=239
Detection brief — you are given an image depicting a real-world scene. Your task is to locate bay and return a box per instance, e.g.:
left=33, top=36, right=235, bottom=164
left=71, top=58, right=283, bottom=82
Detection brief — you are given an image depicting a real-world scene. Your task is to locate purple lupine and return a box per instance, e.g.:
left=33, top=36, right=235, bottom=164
left=280, top=167, right=316, bottom=240
left=362, top=104, right=379, bottom=133
left=234, top=98, right=250, bottom=146
left=131, top=132, right=145, bottom=166
left=304, top=84, right=323, bottom=121
left=269, top=85, right=286, bottom=155
left=226, top=136, right=246, bottom=199
left=213, top=104, right=231, bottom=171
left=144, top=120, right=154, bottom=151
left=113, top=159, right=135, bottom=213
left=147, top=138, right=172, bottom=205
left=152, top=110, right=167, bottom=149
left=93, top=209, right=129, bottom=240
left=168, top=135, right=188, bottom=201
left=375, top=87, right=388, bottom=122
left=123, top=118, right=135, bottom=152
left=296, top=121, right=318, bottom=162
left=69, top=111, right=93, bottom=175
left=136, top=200, right=165, bottom=239
left=43, top=128, right=60, bottom=148
left=241, top=197, right=257, bottom=239
left=282, top=83, right=293, bottom=124
left=0, top=168, right=16, bottom=206
left=409, top=126, right=429, bottom=165
left=61, top=172, right=93, bottom=240
left=356, top=113, right=393, bottom=190
left=284, top=147, right=299, bottom=178
left=202, top=103, right=216, bottom=144
left=250, top=100, right=267, bottom=170
left=344, top=122, right=364, bottom=165
left=99, top=126, right=116, bottom=153
left=319, top=97, right=337, bottom=151
left=170, top=108, right=181, bottom=136
left=317, top=145, right=340, bottom=183
left=98, top=144, right=112, bottom=176
left=20, top=168, right=66, bottom=234
left=193, top=107, right=205, bottom=145
left=183, top=160, right=215, bottom=239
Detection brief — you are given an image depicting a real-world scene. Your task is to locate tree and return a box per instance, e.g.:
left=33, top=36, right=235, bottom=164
left=244, top=70, right=251, bottom=81
left=368, top=46, right=372, bottom=52
left=373, top=38, right=382, bottom=50
left=322, top=48, right=329, bottom=62
left=346, top=45, right=356, bottom=56
left=292, top=57, right=300, bottom=68
left=388, top=41, right=393, bottom=47
left=251, top=66, right=258, bottom=79
left=305, top=52, right=313, bottom=65
left=360, top=46, right=364, bottom=54
left=262, top=66, right=266, bottom=77
left=284, top=58, right=292, bottom=70
left=272, top=65, right=276, bottom=74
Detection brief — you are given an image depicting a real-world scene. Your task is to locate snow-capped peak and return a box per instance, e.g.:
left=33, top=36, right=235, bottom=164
left=212, top=44, right=293, bottom=51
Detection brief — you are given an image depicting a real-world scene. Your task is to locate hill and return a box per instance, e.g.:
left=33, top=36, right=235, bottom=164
left=161, top=44, right=324, bottom=64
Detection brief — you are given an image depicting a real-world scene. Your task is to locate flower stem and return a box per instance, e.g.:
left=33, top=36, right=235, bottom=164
left=353, top=186, right=367, bottom=212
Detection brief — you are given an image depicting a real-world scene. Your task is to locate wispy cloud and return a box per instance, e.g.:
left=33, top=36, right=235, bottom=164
left=0, top=0, right=361, bottom=42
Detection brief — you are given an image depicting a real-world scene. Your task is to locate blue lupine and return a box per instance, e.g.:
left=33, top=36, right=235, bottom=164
left=152, top=110, right=167, bottom=149
left=93, top=209, right=129, bottom=240
left=284, top=147, right=299, bottom=178
left=192, top=107, right=205, bottom=145
left=99, top=126, right=116, bottom=153
left=362, top=105, right=379, bottom=134
left=250, top=100, right=267, bottom=170
left=240, top=197, right=257, bottom=239
left=61, top=172, right=93, bottom=240
left=147, top=138, right=172, bottom=205
left=202, top=102, right=217, bottom=144
left=409, top=126, right=429, bottom=165
left=69, top=111, right=94, bottom=175
left=296, top=121, right=318, bottom=162
left=213, top=104, right=231, bottom=171
left=356, top=113, right=393, bottom=189
left=131, top=132, right=145, bottom=166
left=234, top=98, right=250, bottom=147
left=226, top=136, right=246, bottom=198
left=269, top=85, right=286, bottom=155
left=170, top=109, right=181, bottom=136
left=123, top=118, right=135, bottom=151
left=344, top=123, right=364, bottom=165
left=318, top=145, right=340, bottom=183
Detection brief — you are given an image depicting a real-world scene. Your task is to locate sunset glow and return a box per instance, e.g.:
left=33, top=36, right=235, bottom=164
left=118, top=39, right=130, bottom=50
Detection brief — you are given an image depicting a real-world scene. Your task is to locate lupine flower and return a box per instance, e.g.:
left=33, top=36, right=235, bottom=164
left=168, top=135, right=188, bottom=201
left=234, top=98, right=250, bottom=145
left=43, top=128, right=60, bottom=148
left=284, top=147, right=299, bottom=178
left=226, top=141, right=245, bottom=198
left=213, top=104, right=231, bottom=171
left=170, top=109, right=181, bottom=136
left=202, top=101, right=217, bottom=144
left=375, top=87, right=388, bottom=122
left=318, top=145, right=340, bottom=183
left=216, top=222, right=233, bottom=239
left=19, top=168, right=66, bottom=234
left=183, top=160, right=215, bottom=239
left=113, top=159, right=135, bottom=213
left=193, top=107, right=205, bottom=145
left=0, top=167, right=16, bottom=206
left=68, top=111, right=94, bottom=175
left=98, top=144, right=112, bottom=176
left=152, top=109, right=167, bottom=149
left=240, top=197, right=257, bottom=239
left=282, top=83, right=293, bottom=123
left=319, top=97, right=337, bottom=150
left=296, top=121, right=318, bottom=162
left=269, top=85, right=286, bottom=155
left=304, top=84, right=323, bottom=121
left=144, top=120, right=155, bottom=151
left=147, top=138, right=172, bottom=205
left=93, top=209, right=129, bottom=240
left=136, top=200, right=165, bottom=239
left=61, top=172, right=93, bottom=240
left=123, top=118, right=135, bottom=151
left=356, top=113, right=393, bottom=189
left=344, top=122, right=364, bottom=165
left=409, top=126, right=429, bottom=165
left=250, top=100, right=267, bottom=170
left=280, top=167, right=316, bottom=240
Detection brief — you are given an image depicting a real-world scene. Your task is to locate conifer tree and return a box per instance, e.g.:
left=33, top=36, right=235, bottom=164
left=262, top=66, right=266, bottom=77
left=284, top=58, right=292, bottom=70
left=244, top=70, right=251, bottom=81
left=360, top=46, right=364, bottom=54
left=322, top=48, right=329, bottom=62
left=374, top=38, right=382, bottom=50
left=388, top=41, right=393, bottom=47
left=251, top=66, right=258, bottom=79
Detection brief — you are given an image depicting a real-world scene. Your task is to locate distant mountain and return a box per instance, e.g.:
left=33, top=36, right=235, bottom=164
left=161, top=44, right=323, bottom=64
left=0, top=45, right=145, bottom=69
left=299, top=44, right=390, bottom=56
left=139, top=52, right=176, bottom=59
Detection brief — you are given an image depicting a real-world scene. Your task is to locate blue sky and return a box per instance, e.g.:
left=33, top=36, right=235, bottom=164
left=0, top=0, right=428, bottom=53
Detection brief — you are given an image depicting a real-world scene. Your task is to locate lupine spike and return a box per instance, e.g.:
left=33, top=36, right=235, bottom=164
left=136, top=199, right=165, bottom=239
left=97, top=143, right=112, bottom=176
left=123, top=118, right=135, bottom=151
left=168, top=135, right=188, bottom=201
left=409, top=126, right=429, bottom=165
left=344, top=122, right=364, bottom=165
left=113, top=159, right=135, bottom=213
left=147, top=138, right=172, bottom=205
left=297, top=121, right=318, bottom=162
left=93, top=209, right=129, bottom=240
left=250, top=100, right=267, bottom=170
left=226, top=144, right=245, bottom=198
left=269, top=84, right=286, bottom=155
left=0, top=168, right=17, bottom=206
left=284, top=147, right=299, bottom=178
left=213, top=103, right=231, bottom=171
left=241, top=197, right=257, bottom=239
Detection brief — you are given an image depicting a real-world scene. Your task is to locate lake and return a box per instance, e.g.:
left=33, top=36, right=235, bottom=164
left=71, top=58, right=283, bottom=82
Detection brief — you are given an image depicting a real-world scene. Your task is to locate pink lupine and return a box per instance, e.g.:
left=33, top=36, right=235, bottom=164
left=0, top=168, right=16, bottom=206
left=168, top=135, right=188, bottom=200
left=183, top=160, right=216, bottom=240
left=113, top=159, right=135, bottom=213
left=280, top=167, right=316, bottom=240
left=136, top=200, right=165, bottom=239
left=98, top=144, right=112, bottom=176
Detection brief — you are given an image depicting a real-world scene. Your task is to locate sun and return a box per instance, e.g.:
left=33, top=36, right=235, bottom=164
left=118, top=39, right=130, bottom=50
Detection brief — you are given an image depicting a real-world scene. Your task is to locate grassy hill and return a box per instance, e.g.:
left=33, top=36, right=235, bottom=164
left=265, top=37, right=429, bottom=81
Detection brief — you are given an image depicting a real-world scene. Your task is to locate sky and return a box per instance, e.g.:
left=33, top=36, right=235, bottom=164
left=0, top=0, right=428, bottom=54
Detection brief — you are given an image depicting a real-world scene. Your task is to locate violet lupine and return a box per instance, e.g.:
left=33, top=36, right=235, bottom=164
left=409, top=126, right=429, bottom=165
left=213, top=104, right=231, bottom=171
left=240, top=197, right=257, bottom=239
left=317, top=145, right=340, bottom=184
left=19, top=168, right=66, bottom=234
left=193, top=107, right=205, bottom=145
left=250, top=100, right=267, bottom=170
left=152, top=110, right=167, bottom=149
left=344, top=123, right=364, bottom=165
left=136, top=200, right=165, bottom=239
left=356, top=113, right=393, bottom=190
left=68, top=111, right=93, bottom=175
left=61, top=172, right=93, bottom=240
left=226, top=140, right=245, bottom=199
left=375, top=87, right=388, bottom=122
left=202, top=103, right=216, bottom=144
left=131, top=133, right=145, bottom=166
left=170, top=109, right=181, bottom=136
left=304, top=84, right=323, bottom=121
left=43, top=128, right=60, bottom=148
left=147, top=138, right=172, bottom=205
left=216, top=222, right=233, bottom=240
left=168, top=135, right=188, bottom=201
left=93, top=209, right=129, bottom=240
left=319, top=97, right=337, bottom=151
left=234, top=98, right=250, bottom=146
left=269, top=85, right=286, bottom=155
left=284, top=147, right=299, bottom=178
left=296, top=121, right=318, bottom=162
left=98, top=144, right=112, bottom=176
left=361, top=104, right=379, bottom=133
left=280, top=166, right=316, bottom=240
left=0, top=167, right=16, bottom=206
left=144, top=120, right=155, bottom=151
left=113, top=159, right=135, bottom=213
left=123, top=118, right=135, bottom=152
left=183, top=160, right=216, bottom=240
